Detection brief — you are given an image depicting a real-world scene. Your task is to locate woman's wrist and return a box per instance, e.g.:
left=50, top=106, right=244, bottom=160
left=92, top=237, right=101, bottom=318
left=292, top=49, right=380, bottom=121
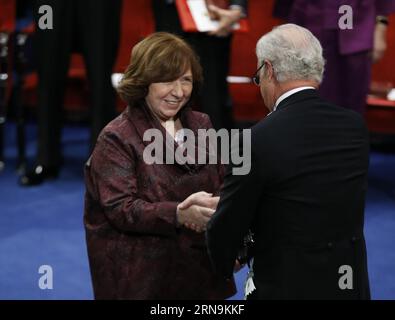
left=176, top=204, right=183, bottom=227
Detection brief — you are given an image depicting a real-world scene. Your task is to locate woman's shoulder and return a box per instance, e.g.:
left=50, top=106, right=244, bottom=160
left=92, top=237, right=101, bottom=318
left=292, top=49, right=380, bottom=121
left=96, top=107, right=140, bottom=146
left=102, top=110, right=133, bottom=135
left=183, top=108, right=213, bottom=129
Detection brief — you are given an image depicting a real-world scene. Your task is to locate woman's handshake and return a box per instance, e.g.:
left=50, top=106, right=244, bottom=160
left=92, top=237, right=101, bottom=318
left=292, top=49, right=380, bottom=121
left=176, top=191, right=219, bottom=233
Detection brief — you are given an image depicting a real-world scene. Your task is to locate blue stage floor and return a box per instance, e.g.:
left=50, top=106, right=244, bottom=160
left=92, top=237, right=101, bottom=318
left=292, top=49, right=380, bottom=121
left=0, top=122, right=394, bottom=300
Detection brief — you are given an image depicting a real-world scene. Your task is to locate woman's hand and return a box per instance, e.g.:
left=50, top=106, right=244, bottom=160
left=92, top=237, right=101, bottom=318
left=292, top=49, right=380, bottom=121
left=176, top=204, right=214, bottom=233
left=178, top=191, right=219, bottom=211
left=177, top=191, right=220, bottom=232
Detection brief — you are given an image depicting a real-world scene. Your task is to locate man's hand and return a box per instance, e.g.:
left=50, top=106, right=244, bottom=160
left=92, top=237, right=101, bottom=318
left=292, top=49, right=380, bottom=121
left=177, top=204, right=215, bottom=233
left=177, top=191, right=219, bottom=232
left=207, top=5, right=243, bottom=37
left=372, top=23, right=388, bottom=63
left=178, top=191, right=219, bottom=211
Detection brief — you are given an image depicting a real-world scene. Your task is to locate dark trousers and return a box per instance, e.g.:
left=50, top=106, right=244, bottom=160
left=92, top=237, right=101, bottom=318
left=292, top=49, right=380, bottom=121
left=152, top=0, right=233, bottom=130
left=33, top=0, right=121, bottom=167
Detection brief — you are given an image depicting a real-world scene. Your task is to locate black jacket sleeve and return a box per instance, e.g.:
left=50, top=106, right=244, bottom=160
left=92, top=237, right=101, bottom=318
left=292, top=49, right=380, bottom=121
left=206, top=132, right=263, bottom=278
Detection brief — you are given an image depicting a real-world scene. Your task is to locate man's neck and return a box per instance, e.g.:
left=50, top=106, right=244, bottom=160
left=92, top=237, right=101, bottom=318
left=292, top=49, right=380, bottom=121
left=275, top=80, right=318, bottom=99
left=267, top=80, right=318, bottom=112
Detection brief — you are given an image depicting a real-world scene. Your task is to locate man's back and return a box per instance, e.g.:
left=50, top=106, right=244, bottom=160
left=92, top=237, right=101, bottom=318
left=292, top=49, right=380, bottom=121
left=250, top=89, right=370, bottom=299
left=207, top=24, right=371, bottom=300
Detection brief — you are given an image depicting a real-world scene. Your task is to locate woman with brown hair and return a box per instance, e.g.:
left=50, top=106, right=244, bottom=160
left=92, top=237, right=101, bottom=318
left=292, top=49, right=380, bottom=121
left=83, top=32, right=235, bottom=299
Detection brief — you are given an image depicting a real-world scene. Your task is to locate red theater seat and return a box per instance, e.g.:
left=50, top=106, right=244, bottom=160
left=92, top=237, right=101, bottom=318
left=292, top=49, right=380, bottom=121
left=16, top=0, right=395, bottom=134
left=367, top=96, right=395, bottom=134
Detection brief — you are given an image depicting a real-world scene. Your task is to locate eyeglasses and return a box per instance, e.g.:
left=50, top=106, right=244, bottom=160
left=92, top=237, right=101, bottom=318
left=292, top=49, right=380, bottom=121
left=252, top=62, right=265, bottom=86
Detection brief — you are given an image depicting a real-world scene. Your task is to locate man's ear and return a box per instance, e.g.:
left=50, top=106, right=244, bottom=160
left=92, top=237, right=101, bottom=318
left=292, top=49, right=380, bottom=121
left=266, top=61, right=275, bottom=81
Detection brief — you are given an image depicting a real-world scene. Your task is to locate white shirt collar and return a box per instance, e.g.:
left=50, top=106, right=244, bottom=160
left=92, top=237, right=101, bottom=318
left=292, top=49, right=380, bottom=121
left=273, top=87, right=316, bottom=111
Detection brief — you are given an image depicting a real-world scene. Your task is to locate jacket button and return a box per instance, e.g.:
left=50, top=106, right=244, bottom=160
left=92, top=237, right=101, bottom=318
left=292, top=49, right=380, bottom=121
left=327, top=242, right=333, bottom=249
left=351, top=236, right=357, bottom=243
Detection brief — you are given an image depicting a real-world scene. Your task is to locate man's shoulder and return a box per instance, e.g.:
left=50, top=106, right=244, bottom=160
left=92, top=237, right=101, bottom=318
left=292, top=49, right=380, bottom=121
left=318, top=98, right=368, bottom=130
left=251, top=96, right=367, bottom=137
left=250, top=108, right=289, bottom=135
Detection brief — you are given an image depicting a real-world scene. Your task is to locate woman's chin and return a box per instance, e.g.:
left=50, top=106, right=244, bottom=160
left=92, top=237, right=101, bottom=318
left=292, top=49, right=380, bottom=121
left=163, top=109, right=180, bottom=119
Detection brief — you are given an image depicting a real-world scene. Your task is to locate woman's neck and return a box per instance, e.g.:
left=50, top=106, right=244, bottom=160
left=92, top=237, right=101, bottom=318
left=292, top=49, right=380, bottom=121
left=162, top=118, right=183, bottom=139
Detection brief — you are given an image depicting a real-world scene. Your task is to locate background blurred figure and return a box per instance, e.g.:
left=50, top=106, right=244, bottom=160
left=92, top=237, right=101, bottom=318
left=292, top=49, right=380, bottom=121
left=19, top=0, right=122, bottom=186
left=274, top=0, right=395, bottom=114
left=152, top=0, right=248, bottom=130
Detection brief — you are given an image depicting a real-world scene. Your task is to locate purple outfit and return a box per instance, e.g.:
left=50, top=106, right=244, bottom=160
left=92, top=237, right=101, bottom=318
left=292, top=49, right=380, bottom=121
left=274, top=0, right=395, bottom=113
left=84, top=104, right=235, bottom=299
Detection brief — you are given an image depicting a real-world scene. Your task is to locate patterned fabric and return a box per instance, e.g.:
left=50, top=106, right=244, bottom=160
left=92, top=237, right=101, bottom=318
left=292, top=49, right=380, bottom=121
left=84, top=103, right=235, bottom=299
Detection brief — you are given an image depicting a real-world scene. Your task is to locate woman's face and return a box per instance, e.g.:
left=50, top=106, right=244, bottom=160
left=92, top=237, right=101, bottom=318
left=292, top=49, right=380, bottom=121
left=145, top=69, right=193, bottom=121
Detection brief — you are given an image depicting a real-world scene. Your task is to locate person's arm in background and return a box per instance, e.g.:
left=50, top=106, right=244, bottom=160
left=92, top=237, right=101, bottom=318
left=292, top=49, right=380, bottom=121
left=373, top=16, right=388, bottom=63
left=207, top=0, right=248, bottom=37
left=372, top=0, right=395, bottom=62
left=86, top=131, right=215, bottom=236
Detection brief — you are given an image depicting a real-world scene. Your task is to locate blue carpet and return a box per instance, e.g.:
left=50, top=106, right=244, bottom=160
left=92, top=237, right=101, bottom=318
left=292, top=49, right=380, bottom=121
left=0, top=122, right=394, bottom=300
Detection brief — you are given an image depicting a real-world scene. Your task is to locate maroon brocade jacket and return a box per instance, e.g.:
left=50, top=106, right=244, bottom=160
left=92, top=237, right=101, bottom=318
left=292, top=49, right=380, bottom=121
left=83, top=104, right=236, bottom=299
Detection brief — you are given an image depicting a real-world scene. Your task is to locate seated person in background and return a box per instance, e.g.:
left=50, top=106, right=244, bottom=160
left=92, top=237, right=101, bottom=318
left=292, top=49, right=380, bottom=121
left=83, top=32, right=236, bottom=300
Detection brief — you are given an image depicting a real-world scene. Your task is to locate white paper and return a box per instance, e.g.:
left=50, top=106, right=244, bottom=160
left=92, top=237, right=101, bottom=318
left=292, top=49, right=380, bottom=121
left=227, top=76, right=252, bottom=83
left=387, top=88, right=395, bottom=101
left=111, top=73, right=123, bottom=88
left=187, top=0, right=240, bottom=32
left=244, top=258, right=256, bottom=299
left=244, top=276, right=256, bottom=297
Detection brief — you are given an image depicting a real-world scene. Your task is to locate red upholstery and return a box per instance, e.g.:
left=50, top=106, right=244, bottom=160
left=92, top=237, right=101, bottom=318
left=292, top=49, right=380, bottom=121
left=371, top=15, right=395, bottom=85
left=23, top=0, right=154, bottom=113
left=115, top=0, right=155, bottom=72
left=230, top=0, right=282, bottom=120
left=368, top=14, right=395, bottom=134
left=17, top=0, right=395, bottom=132
left=367, top=96, right=395, bottom=134
left=0, top=0, right=15, bottom=32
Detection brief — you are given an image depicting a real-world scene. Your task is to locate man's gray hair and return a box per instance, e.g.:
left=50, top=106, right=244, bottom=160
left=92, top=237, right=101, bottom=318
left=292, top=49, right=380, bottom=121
left=256, top=24, right=325, bottom=83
